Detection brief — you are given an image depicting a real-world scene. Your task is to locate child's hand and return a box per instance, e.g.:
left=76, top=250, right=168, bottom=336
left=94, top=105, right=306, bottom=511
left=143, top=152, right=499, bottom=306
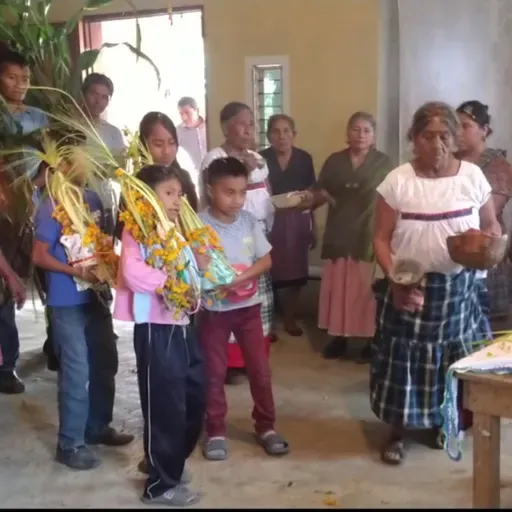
left=223, top=273, right=246, bottom=290
left=193, top=250, right=211, bottom=271
left=74, top=266, right=99, bottom=284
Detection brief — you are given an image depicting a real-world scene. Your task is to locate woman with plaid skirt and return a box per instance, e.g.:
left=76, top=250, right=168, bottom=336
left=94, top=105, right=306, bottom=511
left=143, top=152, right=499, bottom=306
left=371, top=102, right=500, bottom=465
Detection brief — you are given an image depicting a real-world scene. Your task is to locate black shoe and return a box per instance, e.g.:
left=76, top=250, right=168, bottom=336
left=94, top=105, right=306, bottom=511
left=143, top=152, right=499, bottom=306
left=43, top=340, right=60, bottom=372
left=46, top=356, right=59, bottom=372
left=86, top=427, right=134, bottom=446
left=322, top=337, right=348, bottom=360
left=138, top=458, right=149, bottom=474
left=55, top=445, right=101, bottom=470
left=225, top=368, right=247, bottom=385
left=355, top=342, right=373, bottom=365
left=0, top=371, right=25, bottom=394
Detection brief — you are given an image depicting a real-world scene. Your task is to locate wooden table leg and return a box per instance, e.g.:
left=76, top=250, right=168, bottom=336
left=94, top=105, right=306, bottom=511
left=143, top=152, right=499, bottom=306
left=473, top=413, right=500, bottom=509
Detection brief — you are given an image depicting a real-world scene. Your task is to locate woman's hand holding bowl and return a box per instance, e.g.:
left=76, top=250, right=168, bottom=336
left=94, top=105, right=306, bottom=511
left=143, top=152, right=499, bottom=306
left=391, top=282, right=424, bottom=312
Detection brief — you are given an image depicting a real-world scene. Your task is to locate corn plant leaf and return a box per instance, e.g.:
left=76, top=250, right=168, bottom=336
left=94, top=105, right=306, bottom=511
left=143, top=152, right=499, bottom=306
left=64, top=8, right=84, bottom=35
left=79, top=48, right=101, bottom=71
left=36, top=0, right=52, bottom=22
left=100, top=42, right=161, bottom=88
left=84, top=0, right=113, bottom=10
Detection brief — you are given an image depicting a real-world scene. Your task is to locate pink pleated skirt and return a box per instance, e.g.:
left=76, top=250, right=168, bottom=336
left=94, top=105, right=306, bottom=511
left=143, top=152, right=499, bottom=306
left=318, top=257, right=376, bottom=338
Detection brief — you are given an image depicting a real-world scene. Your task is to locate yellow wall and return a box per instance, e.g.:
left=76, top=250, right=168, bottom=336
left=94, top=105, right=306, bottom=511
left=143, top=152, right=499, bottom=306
left=50, top=0, right=381, bottom=262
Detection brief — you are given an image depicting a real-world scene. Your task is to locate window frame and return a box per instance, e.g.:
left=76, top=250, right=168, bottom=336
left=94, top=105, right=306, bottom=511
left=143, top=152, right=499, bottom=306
left=244, top=55, right=290, bottom=150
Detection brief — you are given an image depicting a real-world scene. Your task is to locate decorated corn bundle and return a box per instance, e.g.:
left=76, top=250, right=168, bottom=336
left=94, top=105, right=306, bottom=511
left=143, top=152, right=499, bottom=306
left=47, top=152, right=119, bottom=291
left=178, top=196, right=237, bottom=295
left=116, top=168, right=202, bottom=317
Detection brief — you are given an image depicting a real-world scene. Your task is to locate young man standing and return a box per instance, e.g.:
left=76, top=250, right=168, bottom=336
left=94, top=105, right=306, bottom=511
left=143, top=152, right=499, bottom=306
left=81, top=72, right=126, bottom=236
left=81, top=72, right=124, bottom=346
left=176, top=96, right=207, bottom=180
left=0, top=50, right=49, bottom=393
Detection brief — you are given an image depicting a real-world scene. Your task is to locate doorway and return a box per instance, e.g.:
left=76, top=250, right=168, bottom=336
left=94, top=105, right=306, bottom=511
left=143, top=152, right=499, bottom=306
left=82, top=9, right=206, bottom=136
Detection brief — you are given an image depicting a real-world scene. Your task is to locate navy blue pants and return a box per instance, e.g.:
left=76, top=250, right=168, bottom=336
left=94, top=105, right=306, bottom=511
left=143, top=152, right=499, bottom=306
left=0, top=300, right=19, bottom=372
left=134, top=322, right=205, bottom=499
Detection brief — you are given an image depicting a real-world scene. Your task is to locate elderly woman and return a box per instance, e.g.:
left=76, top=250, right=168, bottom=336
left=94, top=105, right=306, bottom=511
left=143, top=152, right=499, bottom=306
left=200, top=102, right=274, bottom=385
left=455, top=100, right=512, bottom=321
left=304, top=112, right=393, bottom=363
left=260, top=115, right=316, bottom=336
left=371, top=101, right=499, bottom=465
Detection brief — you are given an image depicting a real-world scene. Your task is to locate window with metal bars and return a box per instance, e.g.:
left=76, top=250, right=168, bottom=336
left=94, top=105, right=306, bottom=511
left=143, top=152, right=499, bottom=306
left=252, top=65, right=284, bottom=149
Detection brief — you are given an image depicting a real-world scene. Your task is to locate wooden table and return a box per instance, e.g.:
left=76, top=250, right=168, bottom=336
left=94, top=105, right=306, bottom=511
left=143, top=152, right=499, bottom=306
left=458, top=371, right=512, bottom=509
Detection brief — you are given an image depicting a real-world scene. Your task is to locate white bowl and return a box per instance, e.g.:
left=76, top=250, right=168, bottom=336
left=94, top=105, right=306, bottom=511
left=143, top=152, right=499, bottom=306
left=271, top=192, right=302, bottom=209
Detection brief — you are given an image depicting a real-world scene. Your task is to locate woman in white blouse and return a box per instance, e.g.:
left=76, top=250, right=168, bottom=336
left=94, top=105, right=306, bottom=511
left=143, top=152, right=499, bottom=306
left=200, top=102, right=275, bottom=385
left=371, top=102, right=500, bottom=465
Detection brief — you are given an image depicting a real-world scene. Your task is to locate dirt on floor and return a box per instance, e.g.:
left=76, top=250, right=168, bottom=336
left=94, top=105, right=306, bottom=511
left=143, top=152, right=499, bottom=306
left=2, top=320, right=512, bottom=509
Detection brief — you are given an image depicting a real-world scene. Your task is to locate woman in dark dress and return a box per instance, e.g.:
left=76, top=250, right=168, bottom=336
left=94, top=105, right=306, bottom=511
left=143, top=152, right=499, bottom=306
left=260, top=115, right=316, bottom=336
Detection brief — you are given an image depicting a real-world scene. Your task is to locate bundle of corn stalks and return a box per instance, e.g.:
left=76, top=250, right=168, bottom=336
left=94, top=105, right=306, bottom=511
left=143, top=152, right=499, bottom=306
left=116, top=167, right=202, bottom=316
left=123, top=128, right=153, bottom=175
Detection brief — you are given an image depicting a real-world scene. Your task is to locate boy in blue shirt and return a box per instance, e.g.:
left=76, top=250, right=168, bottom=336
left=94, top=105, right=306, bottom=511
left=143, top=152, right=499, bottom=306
left=198, top=157, right=289, bottom=461
left=33, top=170, right=133, bottom=470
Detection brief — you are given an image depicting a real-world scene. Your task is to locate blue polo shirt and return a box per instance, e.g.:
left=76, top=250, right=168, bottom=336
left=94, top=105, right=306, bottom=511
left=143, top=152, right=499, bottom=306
left=34, top=190, right=104, bottom=307
left=3, top=106, right=49, bottom=179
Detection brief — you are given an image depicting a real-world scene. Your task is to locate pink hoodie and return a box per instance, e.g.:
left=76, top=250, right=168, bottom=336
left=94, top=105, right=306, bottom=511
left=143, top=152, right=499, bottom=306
left=113, top=230, right=189, bottom=325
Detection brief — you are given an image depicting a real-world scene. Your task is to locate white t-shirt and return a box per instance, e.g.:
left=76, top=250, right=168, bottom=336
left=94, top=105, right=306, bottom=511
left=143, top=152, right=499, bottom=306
left=376, top=160, right=492, bottom=274
left=87, top=119, right=126, bottom=210
left=199, top=147, right=274, bottom=233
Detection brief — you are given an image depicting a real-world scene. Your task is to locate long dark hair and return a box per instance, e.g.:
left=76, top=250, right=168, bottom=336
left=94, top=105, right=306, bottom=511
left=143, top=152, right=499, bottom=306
left=113, top=164, right=185, bottom=242
left=138, top=111, right=198, bottom=211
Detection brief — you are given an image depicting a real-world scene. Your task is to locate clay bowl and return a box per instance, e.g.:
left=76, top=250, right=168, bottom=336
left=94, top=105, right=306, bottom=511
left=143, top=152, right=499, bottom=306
left=446, top=231, right=508, bottom=270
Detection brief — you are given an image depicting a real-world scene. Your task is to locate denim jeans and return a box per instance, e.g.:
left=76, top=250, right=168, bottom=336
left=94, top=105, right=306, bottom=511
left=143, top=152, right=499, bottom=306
left=49, top=299, right=118, bottom=450
left=0, top=300, right=19, bottom=372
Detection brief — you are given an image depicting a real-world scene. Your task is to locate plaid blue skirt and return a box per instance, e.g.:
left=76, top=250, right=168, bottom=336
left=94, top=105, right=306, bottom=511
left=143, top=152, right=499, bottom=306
left=370, top=270, right=491, bottom=428
left=485, top=261, right=512, bottom=318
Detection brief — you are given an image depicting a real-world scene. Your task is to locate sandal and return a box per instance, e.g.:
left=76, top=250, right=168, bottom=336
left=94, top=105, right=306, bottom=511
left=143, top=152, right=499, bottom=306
left=430, top=427, right=446, bottom=450
left=256, top=431, right=290, bottom=456
left=381, top=438, right=405, bottom=465
left=202, top=437, right=228, bottom=461
left=284, top=321, right=303, bottom=337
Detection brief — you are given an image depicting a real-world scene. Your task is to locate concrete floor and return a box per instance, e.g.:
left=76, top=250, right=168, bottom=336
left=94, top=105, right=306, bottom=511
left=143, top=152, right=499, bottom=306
left=3, top=300, right=512, bottom=508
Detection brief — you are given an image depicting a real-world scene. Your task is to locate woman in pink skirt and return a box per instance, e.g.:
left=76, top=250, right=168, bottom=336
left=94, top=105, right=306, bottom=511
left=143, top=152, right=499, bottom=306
left=303, top=112, right=393, bottom=363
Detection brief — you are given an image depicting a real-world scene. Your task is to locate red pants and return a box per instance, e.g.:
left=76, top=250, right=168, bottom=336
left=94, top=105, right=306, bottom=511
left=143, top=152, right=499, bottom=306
left=228, top=335, right=271, bottom=368
left=198, top=305, right=276, bottom=438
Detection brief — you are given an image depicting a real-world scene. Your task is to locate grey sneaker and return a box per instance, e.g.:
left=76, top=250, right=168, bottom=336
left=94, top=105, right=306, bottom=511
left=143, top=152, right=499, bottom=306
left=141, top=485, right=201, bottom=507
left=55, top=445, right=101, bottom=470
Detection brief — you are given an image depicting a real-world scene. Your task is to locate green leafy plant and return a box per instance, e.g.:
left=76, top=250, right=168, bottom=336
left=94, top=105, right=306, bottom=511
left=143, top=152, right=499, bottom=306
left=0, top=0, right=161, bottom=114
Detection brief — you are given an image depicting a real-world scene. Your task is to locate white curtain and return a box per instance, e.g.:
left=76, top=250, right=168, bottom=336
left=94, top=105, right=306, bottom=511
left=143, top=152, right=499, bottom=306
left=379, top=0, right=512, bottom=162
